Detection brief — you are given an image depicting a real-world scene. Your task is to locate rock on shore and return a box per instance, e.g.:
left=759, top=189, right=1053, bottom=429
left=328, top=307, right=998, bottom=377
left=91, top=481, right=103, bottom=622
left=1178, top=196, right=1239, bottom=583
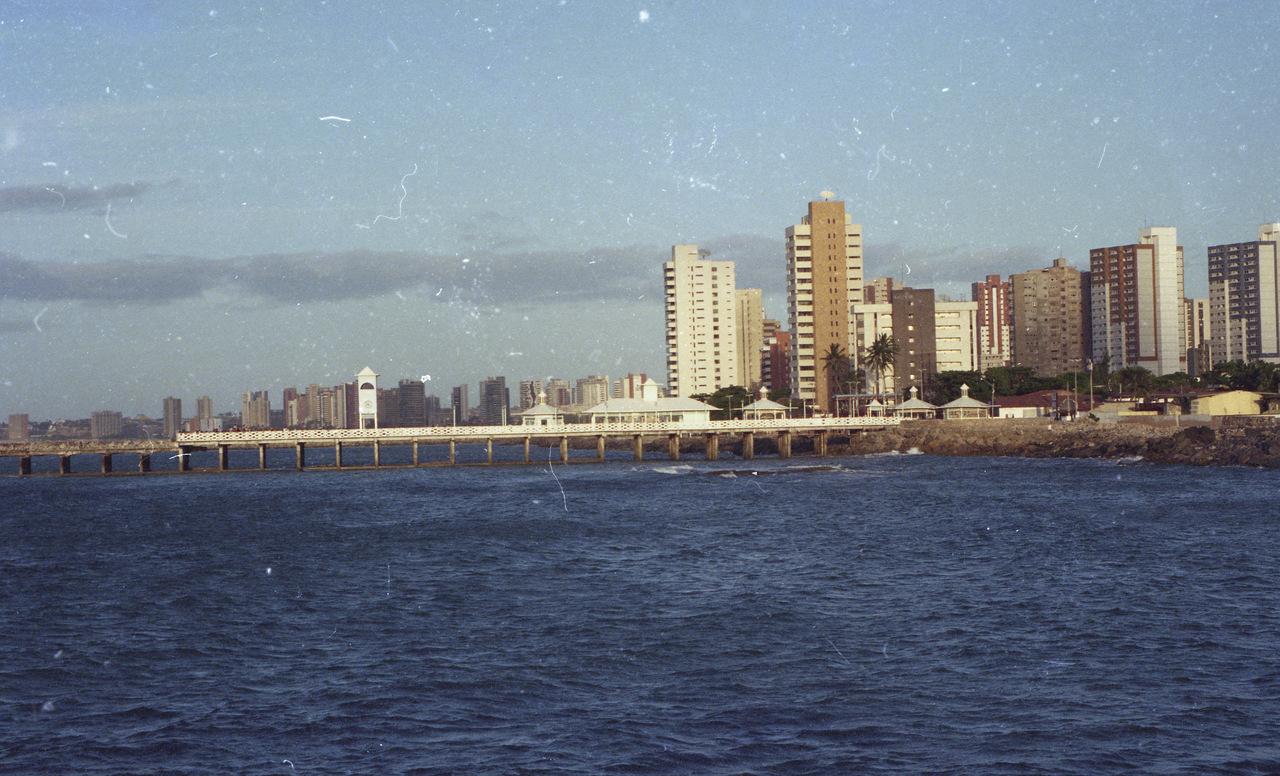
left=829, top=418, right=1280, bottom=469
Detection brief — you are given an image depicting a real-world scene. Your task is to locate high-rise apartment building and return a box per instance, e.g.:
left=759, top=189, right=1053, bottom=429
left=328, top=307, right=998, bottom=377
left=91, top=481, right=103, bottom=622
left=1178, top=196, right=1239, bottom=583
left=735, top=288, right=764, bottom=389
left=479, top=376, right=510, bottom=425
left=971, top=274, right=1011, bottom=371
left=863, top=276, right=895, bottom=304
left=1090, top=227, right=1186, bottom=376
left=1208, top=223, right=1280, bottom=365
left=544, top=379, right=572, bottom=407
left=376, top=388, right=401, bottom=427
left=518, top=379, right=544, bottom=410
left=90, top=410, right=123, bottom=439
left=935, top=300, right=979, bottom=373
left=891, top=288, right=936, bottom=397
left=7, top=413, right=30, bottom=441
left=450, top=384, right=470, bottom=425
left=575, top=375, right=611, bottom=407
left=398, top=379, right=426, bottom=427
left=762, top=330, right=792, bottom=394
left=163, top=396, right=182, bottom=439
left=1184, top=297, right=1213, bottom=375
left=613, top=373, right=650, bottom=399
left=1011, top=258, right=1090, bottom=377
left=425, top=394, right=445, bottom=426
left=241, top=390, right=271, bottom=429
left=664, top=244, right=739, bottom=397
left=787, top=199, right=864, bottom=411
left=282, top=387, right=300, bottom=427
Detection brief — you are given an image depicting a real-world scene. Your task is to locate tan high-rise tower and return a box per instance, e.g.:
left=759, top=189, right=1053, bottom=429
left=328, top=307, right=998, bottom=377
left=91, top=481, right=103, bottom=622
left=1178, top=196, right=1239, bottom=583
left=786, top=198, right=863, bottom=411
left=735, top=288, right=764, bottom=389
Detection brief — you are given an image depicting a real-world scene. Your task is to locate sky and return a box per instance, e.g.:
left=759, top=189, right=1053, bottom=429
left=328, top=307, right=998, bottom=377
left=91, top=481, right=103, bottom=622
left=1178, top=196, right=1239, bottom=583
left=2, top=1, right=1278, bottom=419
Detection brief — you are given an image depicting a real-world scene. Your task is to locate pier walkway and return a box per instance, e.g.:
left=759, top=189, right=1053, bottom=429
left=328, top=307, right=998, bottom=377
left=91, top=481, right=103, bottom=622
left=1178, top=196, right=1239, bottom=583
left=2, top=417, right=900, bottom=476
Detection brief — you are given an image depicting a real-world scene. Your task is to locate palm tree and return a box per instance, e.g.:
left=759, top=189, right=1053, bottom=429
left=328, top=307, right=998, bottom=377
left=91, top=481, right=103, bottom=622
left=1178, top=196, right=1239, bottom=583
left=862, top=334, right=897, bottom=402
left=821, top=343, right=852, bottom=413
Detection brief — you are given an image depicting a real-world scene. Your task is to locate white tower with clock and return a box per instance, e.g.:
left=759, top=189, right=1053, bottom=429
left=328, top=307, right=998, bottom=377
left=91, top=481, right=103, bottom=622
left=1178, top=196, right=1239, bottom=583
left=357, top=366, right=379, bottom=429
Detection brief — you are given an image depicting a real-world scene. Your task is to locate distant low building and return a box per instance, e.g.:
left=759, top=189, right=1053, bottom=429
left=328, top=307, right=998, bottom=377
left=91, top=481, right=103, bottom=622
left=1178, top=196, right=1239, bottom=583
left=1189, top=390, right=1264, bottom=417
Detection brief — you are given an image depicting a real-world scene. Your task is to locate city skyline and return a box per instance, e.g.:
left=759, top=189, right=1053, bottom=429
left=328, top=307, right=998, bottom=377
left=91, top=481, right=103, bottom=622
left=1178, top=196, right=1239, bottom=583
left=4, top=2, right=1280, bottom=416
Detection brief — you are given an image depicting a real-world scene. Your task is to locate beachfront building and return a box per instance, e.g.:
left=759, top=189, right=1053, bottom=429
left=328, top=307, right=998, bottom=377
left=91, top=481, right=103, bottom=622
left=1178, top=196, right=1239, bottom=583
left=972, top=274, right=1012, bottom=370
left=1011, top=258, right=1091, bottom=378
left=1189, top=390, right=1264, bottom=417
left=787, top=197, right=864, bottom=413
left=935, top=300, right=979, bottom=373
left=1208, top=223, right=1280, bottom=365
left=664, top=244, right=740, bottom=397
left=585, top=379, right=716, bottom=426
left=735, top=288, right=765, bottom=390
left=1090, top=227, right=1186, bottom=376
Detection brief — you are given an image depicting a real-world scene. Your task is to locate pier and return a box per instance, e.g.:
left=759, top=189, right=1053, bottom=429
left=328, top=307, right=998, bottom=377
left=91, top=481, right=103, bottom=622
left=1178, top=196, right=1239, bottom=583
left=1, top=417, right=900, bottom=477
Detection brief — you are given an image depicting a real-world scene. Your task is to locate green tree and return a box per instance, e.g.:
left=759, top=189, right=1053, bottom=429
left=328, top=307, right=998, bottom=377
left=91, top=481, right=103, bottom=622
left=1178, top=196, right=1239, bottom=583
left=821, top=343, right=853, bottom=409
left=928, top=371, right=984, bottom=404
left=695, top=385, right=753, bottom=419
left=862, top=334, right=897, bottom=401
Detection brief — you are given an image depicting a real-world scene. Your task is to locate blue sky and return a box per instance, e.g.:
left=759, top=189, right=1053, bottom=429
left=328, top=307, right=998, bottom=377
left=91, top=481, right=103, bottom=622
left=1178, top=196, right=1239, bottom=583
left=2, top=1, right=1278, bottom=417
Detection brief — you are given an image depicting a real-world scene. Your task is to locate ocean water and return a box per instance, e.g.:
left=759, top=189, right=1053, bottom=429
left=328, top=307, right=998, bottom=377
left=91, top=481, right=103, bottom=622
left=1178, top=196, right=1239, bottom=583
left=2, top=454, right=1279, bottom=774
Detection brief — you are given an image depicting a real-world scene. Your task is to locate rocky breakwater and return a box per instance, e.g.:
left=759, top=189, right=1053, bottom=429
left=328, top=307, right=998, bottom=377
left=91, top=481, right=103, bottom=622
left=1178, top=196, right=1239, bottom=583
left=831, top=417, right=1280, bottom=468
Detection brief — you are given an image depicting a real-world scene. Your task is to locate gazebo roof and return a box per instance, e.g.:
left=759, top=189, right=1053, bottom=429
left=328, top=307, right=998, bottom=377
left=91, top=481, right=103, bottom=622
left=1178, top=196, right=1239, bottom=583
left=742, top=397, right=788, bottom=412
left=896, top=386, right=937, bottom=411
left=941, top=384, right=988, bottom=410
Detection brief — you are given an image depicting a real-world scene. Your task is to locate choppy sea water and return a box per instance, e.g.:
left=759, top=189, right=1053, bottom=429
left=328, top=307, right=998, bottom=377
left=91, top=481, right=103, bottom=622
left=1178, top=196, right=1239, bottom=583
left=2, top=454, right=1279, bottom=774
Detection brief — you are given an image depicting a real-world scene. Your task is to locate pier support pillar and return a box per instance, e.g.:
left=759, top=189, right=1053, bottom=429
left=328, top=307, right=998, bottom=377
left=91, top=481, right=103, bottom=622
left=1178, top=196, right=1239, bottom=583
left=100, top=454, right=113, bottom=475
left=335, top=441, right=344, bottom=469
left=596, top=435, right=606, bottom=462
left=295, top=442, right=306, bottom=471
left=218, top=445, right=230, bottom=472
left=178, top=447, right=191, bottom=472
left=138, top=454, right=151, bottom=473
left=412, top=440, right=419, bottom=466
left=667, top=434, right=680, bottom=461
left=779, top=431, right=792, bottom=459
left=448, top=439, right=456, bottom=465
left=742, top=432, right=754, bottom=461
left=523, top=437, right=531, bottom=464
left=560, top=436, right=569, bottom=464
left=486, top=438, right=494, bottom=464
left=705, top=434, right=719, bottom=461
left=633, top=434, right=644, bottom=462
left=816, top=431, right=829, bottom=457
left=257, top=444, right=267, bottom=470
left=373, top=441, right=381, bottom=467
left=18, top=456, right=32, bottom=476
left=59, top=455, right=72, bottom=475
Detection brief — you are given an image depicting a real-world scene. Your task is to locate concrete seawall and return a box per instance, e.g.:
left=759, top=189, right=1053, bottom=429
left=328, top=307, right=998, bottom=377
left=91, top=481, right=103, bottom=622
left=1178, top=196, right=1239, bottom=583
left=832, top=418, right=1280, bottom=468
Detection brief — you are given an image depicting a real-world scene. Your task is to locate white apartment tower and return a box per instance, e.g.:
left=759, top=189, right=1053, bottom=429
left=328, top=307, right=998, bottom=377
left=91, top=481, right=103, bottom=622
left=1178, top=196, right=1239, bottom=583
left=786, top=198, right=864, bottom=412
left=664, top=244, right=740, bottom=397
left=1208, top=223, right=1280, bottom=364
left=1090, top=227, right=1186, bottom=376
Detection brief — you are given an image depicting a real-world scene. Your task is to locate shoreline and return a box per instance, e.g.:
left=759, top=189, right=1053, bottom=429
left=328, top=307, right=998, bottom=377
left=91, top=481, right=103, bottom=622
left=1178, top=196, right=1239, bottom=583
left=823, top=417, right=1280, bottom=469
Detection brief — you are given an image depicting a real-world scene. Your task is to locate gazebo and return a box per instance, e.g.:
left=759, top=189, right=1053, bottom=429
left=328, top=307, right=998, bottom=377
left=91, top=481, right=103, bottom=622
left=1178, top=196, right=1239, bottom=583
left=516, top=390, right=565, bottom=427
left=866, top=398, right=886, bottom=417
left=894, top=386, right=938, bottom=420
left=741, top=387, right=789, bottom=420
left=941, top=384, right=990, bottom=420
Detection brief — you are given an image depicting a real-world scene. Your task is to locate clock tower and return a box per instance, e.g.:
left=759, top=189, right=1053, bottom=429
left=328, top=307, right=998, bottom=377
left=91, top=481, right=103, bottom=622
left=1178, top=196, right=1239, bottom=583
left=356, top=366, right=379, bottom=429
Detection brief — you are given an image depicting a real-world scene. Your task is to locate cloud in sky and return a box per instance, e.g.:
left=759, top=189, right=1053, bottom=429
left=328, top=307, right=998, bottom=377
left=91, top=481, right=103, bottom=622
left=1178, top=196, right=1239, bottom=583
left=0, top=181, right=166, bottom=213
left=0, top=247, right=665, bottom=307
